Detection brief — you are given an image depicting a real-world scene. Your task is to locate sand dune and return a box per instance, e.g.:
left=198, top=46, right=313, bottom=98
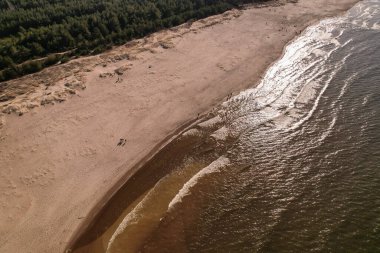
left=0, top=0, right=360, bottom=252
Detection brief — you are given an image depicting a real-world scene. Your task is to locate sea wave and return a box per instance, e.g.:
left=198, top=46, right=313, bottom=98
left=167, top=156, right=230, bottom=211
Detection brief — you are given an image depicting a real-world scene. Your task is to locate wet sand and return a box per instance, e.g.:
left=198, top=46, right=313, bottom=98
left=71, top=112, right=227, bottom=253
left=0, top=0, right=360, bottom=252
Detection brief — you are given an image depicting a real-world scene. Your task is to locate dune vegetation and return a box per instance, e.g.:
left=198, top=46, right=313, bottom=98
left=0, top=0, right=265, bottom=81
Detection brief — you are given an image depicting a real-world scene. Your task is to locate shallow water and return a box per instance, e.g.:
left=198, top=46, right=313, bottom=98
left=74, top=1, right=380, bottom=252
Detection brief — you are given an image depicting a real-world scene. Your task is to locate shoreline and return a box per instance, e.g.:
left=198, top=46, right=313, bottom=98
left=66, top=113, right=209, bottom=253
left=67, top=1, right=363, bottom=252
left=0, top=0, right=361, bottom=252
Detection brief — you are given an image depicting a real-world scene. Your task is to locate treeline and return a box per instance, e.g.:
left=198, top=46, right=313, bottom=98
left=0, top=0, right=266, bottom=81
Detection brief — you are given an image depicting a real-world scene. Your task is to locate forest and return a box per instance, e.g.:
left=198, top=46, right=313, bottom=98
left=0, top=0, right=264, bottom=81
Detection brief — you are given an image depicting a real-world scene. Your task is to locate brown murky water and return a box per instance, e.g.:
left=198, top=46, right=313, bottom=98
left=73, top=1, right=380, bottom=252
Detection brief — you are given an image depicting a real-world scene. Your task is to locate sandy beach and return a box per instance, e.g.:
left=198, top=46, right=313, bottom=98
left=0, top=0, right=360, bottom=252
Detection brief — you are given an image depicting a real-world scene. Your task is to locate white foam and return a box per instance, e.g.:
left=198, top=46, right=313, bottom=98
left=362, top=94, right=371, bottom=106
left=316, top=115, right=337, bottom=144
left=221, top=16, right=347, bottom=134
left=198, top=115, right=223, bottom=128
left=285, top=52, right=351, bottom=132
left=106, top=178, right=165, bottom=252
left=372, top=22, right=380, bottom=30
left=335, top=72, right=358, bottom=105
left=211, top=126, right=229, bottom=141
left=168, top=156, right=230, bottom=211
left=182, top=128, right=201, bottom=137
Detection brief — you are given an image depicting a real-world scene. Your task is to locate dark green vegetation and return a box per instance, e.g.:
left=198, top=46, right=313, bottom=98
left=0, top=0, right=265, bottom=81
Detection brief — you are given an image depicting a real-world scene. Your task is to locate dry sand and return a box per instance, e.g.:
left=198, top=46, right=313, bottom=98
left=0, top=0, right=360, bottom=252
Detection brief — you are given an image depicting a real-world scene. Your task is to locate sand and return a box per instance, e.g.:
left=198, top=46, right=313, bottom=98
left=0, top=0, right=360, bottom=252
